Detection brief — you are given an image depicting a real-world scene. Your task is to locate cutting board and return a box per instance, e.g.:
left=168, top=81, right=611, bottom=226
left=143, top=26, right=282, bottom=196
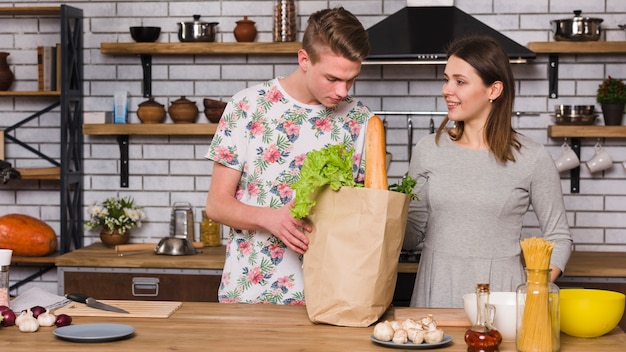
left=393, top=308, right=472, bottom=327
left=53, top=300, right=182, bottom=318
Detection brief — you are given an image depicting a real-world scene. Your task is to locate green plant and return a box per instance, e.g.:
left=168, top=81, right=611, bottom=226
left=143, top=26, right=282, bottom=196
left=596, top=76, right=626, bottom=104
left=85, top=196, right=145, bottom=235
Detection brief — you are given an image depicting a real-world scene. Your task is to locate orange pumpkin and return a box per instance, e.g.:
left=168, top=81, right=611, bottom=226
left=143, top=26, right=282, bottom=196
left=0, top=214, right=57, bottom=256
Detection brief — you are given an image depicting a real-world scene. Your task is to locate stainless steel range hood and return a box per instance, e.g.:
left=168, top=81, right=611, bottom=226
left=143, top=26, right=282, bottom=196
left=365, top=6, right=535, bottom=64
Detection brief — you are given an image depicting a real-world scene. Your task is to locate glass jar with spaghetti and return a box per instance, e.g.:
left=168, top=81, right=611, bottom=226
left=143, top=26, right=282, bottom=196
left=516, top=268, right=560, bottom=352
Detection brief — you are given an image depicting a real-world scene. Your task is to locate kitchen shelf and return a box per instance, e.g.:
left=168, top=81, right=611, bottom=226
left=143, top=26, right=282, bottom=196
left=0, top=6, right=61, bottom=16
left=83, top=123, right=218, bottom=135
left=0, top=91, right=60, bottom=97
left=15, top=167, right=61, bottom=180
left=84, top=123, right=217, bottom=187
left=100, top=42, right=302, bottom=55
left=548, top=125, right=626, bottom=194
left=527, top=41, right=626, bottom=98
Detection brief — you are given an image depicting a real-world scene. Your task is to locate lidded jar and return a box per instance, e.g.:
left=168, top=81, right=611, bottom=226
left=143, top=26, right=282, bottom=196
left=137, top=97, right=166, bottom=124
left=200, top=211, right=221, bottom=247
left=168, top=96, right=198, bottom=123
left=234, top=16, right=257, bottom=42
left=273, top=0, right=296, bottom=42
left=516, top=269, right=560, bottom=352
left=464, top=283, right=502, bottom=352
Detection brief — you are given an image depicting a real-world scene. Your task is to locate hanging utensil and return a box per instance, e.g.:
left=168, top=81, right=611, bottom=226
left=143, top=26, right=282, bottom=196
left=407, top=117, right=413, bottom=162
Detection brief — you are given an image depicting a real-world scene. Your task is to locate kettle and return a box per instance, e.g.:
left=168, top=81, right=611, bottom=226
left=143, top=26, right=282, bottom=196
left=169, top=202, right=195, bottom=241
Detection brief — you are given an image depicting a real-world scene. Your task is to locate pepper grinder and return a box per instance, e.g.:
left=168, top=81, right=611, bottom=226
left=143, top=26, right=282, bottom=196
left=0, top=249, right=12, bottom=307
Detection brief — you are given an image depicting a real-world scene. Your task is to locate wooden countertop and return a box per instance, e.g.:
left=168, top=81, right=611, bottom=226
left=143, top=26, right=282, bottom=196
left=56, top=244, right=625, bottom=277
left=0, top=304, right=623, bottom=351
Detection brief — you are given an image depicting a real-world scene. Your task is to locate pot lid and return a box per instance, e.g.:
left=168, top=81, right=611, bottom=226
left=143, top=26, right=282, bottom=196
left=179, top=14, right=218, bottom=25
left=552, top=10, right=603, bottom=23
left=138, top=97, right=163, bottom=107
left=237, top=16, right=255, bottom=24
left=171, top=96, right=197, bottom=105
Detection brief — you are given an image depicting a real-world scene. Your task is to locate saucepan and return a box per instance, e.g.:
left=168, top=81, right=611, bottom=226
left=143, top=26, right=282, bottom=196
left=178, top=14, right=218, bottom=42
left=551, top=10, right=603, bottom=41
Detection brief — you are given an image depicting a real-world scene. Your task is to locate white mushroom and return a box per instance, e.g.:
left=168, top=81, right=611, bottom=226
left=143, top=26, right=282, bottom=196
left=407, top=328, right=426, bottom=344
left=402, top=318, right=422, bottom=331
left=392, top=329, right=408, bottom=344
left=424, top=328, right=445, bottom=343
left=373, top=321, right=395, bottom=342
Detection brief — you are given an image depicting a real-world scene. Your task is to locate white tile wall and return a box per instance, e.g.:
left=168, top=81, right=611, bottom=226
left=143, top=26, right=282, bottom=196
left=1, top=0, right=626, bottom=294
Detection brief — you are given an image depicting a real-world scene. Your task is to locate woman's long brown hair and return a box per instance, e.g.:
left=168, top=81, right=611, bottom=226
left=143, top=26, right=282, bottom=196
left=436, top=36, right=521, bottom=164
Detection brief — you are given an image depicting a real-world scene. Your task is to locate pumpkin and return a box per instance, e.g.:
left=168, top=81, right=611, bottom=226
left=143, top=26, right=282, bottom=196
left=0, top=214, right=57, bottom=256
left=364, top=115, right=388, bottom=190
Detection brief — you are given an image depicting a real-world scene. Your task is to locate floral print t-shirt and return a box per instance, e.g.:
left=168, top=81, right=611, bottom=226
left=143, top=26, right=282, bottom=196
left=205, top=78, right=373, bottom=304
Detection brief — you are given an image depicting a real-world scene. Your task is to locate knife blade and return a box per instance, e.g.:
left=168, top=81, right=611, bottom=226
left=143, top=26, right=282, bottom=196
left=65, top=293, right=130, bottom=314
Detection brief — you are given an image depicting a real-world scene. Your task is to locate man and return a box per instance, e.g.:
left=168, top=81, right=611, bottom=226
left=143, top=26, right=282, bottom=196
left=205, top=7, right=373, bottom=304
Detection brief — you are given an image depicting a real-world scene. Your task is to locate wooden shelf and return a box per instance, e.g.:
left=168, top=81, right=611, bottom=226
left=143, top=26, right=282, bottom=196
left=83, top=123, right=218, bottom=135
left=548, top=125, right=626, bottom=138
left=100, top=42, right=302, bottom=55
left=15, top=167, right=61, bottom=180
left=0, top=6, right=61, bottom=16
left=0, top=91, right=60, bottom=97
left=528, top=41, right=626, bottom=54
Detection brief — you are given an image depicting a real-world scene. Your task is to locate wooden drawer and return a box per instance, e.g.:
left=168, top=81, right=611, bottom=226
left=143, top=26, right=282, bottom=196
left=59, top=268, right=221, bottom=302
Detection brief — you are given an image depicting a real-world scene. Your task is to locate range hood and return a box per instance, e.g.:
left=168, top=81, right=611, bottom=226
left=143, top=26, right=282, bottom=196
left=366, top=6, right=535, bottom=64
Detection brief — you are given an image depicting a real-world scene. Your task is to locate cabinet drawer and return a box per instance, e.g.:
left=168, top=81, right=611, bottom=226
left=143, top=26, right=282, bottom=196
left=60, top=269, right=221, bottom=302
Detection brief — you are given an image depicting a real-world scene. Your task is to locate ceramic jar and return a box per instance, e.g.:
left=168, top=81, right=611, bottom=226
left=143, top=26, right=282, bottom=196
left=168, top=96, right=198, bottom=123
left=0, top=52, right=15, bottom=91
left=234, top=16, right=257, bottom=42
left=137, top=97, right=166, bottom=124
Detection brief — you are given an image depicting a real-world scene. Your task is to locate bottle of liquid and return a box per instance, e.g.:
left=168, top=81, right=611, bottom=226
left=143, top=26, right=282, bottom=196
left=465, top=283, right=502, bottom=352
left=273, top=0, right=296, bottom=42
left=200, top=211, right=221, bottom=247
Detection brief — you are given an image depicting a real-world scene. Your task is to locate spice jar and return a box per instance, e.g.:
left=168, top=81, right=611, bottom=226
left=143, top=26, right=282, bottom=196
left=273, top=0, right=296, bottom=42
left=516, top=269, right=560, bottom=352
left=0, top=249, right=11, bottom=307
left=200, top=211, right=221, bottom=247
left=465, top=283, right=502, bottom=352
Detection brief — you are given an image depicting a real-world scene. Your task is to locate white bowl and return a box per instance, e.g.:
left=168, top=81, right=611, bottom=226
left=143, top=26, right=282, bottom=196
left=462, top=291, right=517, bottom=341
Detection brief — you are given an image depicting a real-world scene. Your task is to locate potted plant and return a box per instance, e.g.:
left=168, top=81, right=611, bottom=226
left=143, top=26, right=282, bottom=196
left=85, top=196, right=145, bottom=247
left=596, top=76, right=626, bottom=125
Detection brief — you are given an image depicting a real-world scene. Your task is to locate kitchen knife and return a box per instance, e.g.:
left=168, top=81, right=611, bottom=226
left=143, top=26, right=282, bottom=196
left=65, top=293, right=130, bottom=314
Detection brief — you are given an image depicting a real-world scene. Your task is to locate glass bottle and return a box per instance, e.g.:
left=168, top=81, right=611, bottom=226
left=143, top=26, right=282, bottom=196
left=273, top=0, right=296, bottom=42
left=200, top=211, right=221, bottom=247
left=0, top=265, right=9, bottom=307
left=465, top=283, right=502, bottom=352
left=516, top=269, right=560, bottom=352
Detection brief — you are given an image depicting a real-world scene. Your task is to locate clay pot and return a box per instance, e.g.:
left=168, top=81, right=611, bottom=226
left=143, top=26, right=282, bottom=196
left=0, top=52, right=15, bottom=91
left=168, top=96, right=198, bottom=123
left=234, top=16, right=257, bottom=42
left=100, top=228, right=130, bottom=247
left=137, top=97, right=166, bottom=124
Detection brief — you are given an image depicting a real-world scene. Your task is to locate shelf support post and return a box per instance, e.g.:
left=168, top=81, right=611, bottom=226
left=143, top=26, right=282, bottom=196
left=549, top=54, right=559, bottom=99
left=140, top=54, right=152, bottom=98
left=569, top=138, right=580, bottom=193
left=117, top=135, right=129, bottom=188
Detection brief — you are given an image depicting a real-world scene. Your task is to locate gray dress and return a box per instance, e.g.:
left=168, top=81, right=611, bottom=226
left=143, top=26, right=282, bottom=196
left=404, top=133, right=572, bottom=308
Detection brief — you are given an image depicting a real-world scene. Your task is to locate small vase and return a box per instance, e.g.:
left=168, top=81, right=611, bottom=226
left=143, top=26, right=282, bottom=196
left=601, top=103, right=625, bottom=126
left=0, top=52, right=15, bottom=91
left=234, top=16, right=257, bottom=42
left=100, top=228, right=130, bottom=247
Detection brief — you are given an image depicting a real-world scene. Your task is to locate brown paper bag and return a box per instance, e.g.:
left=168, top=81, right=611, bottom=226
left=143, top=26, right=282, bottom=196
left=303, top=186, right=410, bottom=327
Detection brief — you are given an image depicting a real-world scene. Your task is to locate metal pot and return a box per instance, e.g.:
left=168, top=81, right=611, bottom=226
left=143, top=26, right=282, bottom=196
left=551, top=10, right=603, bottom=41
left=178, top=14, right=218, bottom=42
left=154, top=237, right=197, bottom=256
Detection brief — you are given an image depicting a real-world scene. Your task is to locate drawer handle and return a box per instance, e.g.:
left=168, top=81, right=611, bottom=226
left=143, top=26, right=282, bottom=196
left=132, top=277, right=159, bottom=297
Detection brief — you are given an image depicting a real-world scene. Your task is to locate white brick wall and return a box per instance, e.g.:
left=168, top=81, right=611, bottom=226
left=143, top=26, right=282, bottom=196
left=2, top=0, right=626, bottom=294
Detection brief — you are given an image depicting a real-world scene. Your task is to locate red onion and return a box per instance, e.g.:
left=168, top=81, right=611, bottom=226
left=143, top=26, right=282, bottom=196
left=1, top=308, right=16, bottom=327
left=54, top=314, right=72, bottom=327
left=30, top=306, right=46, bottom=319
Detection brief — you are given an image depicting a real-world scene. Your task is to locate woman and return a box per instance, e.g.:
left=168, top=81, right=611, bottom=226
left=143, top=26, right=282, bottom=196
left=404, top=36, right=572, bottom=308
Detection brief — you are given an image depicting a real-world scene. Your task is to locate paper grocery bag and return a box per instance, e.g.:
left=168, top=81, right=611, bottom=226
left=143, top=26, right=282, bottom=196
left=303, top=186, right=410, bottom=327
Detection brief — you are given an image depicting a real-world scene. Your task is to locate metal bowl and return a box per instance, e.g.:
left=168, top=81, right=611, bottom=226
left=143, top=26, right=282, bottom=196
left=555, top=104, right=595, bottom=116
left=154, top=237, right=197, bottom=256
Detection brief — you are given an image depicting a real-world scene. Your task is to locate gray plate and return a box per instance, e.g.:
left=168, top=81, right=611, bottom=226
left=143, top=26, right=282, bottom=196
left=370, top=334, right=453, bottom=349
left=54, top=323, right=135, bottom=343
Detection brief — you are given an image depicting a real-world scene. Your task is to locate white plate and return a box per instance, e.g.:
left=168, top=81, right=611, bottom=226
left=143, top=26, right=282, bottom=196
left=54, top=323, right=135, bottom=343
left=370, top=334, right=453, bottom=349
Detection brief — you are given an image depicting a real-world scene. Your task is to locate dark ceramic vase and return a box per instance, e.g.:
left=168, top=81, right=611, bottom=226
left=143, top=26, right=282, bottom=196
left=0, top=52, right=15, bottom=91
left=100, top=228, right=130, bottom=247
left=601, top=103, right=625, bottom=126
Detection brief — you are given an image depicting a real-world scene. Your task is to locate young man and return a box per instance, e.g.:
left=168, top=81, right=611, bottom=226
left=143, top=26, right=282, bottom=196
left=205, top=7, right=373, bottom=304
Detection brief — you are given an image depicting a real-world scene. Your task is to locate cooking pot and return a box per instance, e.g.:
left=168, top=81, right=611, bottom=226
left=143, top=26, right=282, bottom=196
left=178, top=14, right=218, bottom=42
left=154, top=237, right=197, bottom=256
left=551, top=10, right=603, bottom=41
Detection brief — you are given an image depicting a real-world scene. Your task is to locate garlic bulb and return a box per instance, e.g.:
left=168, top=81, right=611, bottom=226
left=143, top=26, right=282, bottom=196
left=15, top=310, right=30, bottom=327
left=37, top=309, right=56, bottom=327
left=373, top=321, right=395, bottom=341
left=392, top=329, right=408, bottom=344
left=17, top=313, right=39, bottom=333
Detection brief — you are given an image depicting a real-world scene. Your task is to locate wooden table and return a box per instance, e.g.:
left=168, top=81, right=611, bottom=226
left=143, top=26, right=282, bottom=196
left=0, top=304, right=624, bottom=351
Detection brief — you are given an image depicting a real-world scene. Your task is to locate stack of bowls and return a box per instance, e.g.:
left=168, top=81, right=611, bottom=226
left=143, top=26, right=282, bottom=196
left=554, top=105, right=597, bottom=125
left=203, top=98, right=227, bottom=123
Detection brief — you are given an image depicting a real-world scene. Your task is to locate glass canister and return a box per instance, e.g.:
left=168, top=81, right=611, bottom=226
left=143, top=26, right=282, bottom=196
left=465, top=283, right=502, bottom=352
left=0, top=249, right=11, bottom=307
left=200, top=211, right=221, bottom=247
left=516, top=269, right=560, bottom=352
left=273, top=0, right=296, bottom=42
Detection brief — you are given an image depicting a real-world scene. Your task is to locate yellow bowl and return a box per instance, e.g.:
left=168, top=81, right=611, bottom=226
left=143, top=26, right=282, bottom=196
left=560, top=288, right=625, bottom=337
